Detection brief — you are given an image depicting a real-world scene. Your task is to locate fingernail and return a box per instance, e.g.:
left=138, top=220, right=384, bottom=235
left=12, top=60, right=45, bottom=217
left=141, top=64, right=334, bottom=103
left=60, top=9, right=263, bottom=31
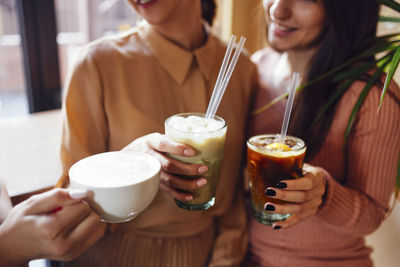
left=198, top=166, right=208, bottom=174
left=196, top=178, right=207, bottom=187
left=184, top=149, right=195, bottom=156
left=69, top=189, right=87, bottom=199
left=276, top=182, right=287, bottom=189
left=265, top=189, right=276, bottom=196
left=264, top=204, right=275, bottom=211
left=51, top=206, right=63, bottom=213
left=273, top=225, right=281, bottom=230
left=185, top=196, right=193, bottom=201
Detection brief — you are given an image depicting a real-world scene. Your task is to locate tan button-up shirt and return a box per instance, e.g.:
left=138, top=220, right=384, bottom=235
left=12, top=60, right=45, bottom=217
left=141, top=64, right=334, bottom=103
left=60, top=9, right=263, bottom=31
left=59, top=22, right=257, bottom=266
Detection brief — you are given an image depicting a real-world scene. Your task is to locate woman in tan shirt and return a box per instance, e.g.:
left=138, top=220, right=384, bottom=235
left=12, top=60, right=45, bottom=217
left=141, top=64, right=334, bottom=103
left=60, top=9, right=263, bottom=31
left=57, top=0, right=257, bottom=266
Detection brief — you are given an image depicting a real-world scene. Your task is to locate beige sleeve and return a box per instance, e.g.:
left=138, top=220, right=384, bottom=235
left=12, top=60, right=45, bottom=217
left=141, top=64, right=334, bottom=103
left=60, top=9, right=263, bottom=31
left=57, top=47, right=109, bottom=188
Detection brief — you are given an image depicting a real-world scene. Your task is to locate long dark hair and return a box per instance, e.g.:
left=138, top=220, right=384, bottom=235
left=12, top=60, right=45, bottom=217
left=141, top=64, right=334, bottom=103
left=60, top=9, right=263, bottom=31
left=201, top=0, right=216, bottom=26
left=289, top=0, right=380, bottom=160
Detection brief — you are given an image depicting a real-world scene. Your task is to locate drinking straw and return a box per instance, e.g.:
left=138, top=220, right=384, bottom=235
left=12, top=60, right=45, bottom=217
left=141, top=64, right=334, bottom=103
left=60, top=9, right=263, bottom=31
left=279, top=72, right=300, bottom=145
left=205, top=36, right=246, bottom=119
left=205, top=35, right=237, bottom=119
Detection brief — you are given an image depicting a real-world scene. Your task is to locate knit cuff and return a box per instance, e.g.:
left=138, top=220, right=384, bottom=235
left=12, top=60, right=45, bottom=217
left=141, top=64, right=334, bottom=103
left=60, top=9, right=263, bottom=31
left=316, top=170, right=360, bottom=227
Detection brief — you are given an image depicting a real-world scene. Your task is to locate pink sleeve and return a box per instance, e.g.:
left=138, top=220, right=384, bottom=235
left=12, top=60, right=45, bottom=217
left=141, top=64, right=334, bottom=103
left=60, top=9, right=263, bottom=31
left=317, top=82, right=400, bottom=235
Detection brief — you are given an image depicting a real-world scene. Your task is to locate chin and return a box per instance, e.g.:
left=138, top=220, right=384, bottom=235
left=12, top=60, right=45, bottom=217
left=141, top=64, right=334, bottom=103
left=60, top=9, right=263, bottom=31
left=268, top=40, right=290, bottom=53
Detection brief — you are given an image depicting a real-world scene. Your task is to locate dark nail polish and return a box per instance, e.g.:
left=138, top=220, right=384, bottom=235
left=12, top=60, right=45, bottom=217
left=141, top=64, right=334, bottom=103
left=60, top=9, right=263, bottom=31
left=264, top=204, right=275, bottom=211
left=265, top=189, right=276, bottom=196
left=276, top=182, right=287, bottom=189
left=273, top=225, right=281, bottom=230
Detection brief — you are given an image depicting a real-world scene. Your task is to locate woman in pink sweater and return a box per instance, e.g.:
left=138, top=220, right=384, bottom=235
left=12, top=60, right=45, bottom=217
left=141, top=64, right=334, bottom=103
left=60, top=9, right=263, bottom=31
left=245, top=0, right=400, bottom=266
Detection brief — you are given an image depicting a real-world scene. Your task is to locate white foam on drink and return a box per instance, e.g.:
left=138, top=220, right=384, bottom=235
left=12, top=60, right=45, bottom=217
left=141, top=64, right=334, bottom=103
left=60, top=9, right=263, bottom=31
left=167, top=115, right=225, bottom=133
left=70, top=152, right=159, bottom=188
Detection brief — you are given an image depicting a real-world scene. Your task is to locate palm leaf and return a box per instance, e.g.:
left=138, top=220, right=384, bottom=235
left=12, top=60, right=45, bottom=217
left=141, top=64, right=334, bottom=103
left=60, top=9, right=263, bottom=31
left=344, top=57, right=391, bottom=147
left=378, top=47, right=400, bottom=111
left=376, top=0, right=400, bottom=12
left=251, top=41, right=396, bottom=115
left=332, top=61, right=378, bottom=83
left=311, top=77, right=357, bottom=129
left=312, top=55, right=392, bottom=126
left=379, top=16, right=400, bottom=23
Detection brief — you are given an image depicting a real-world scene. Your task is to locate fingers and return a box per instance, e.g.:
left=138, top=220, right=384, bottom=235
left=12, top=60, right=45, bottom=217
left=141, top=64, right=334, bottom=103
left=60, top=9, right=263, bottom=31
left=44, top=212, right=106, bottom=261
left=278, top=175, right=317, bottom=191
left=68, top=222, right=105, bottom=259
left=51, top=201, right=92, bottom=237
left=152, top=152, right=208, bottom=176
left=160, top=172, right=207, bottom=191
left=124, top=133, right=208, bottom=177
left=23, top=189, right=88, bottom=215
left=266, top=167, right=326, bottom=203
left=264, top=165, right=327, bottom=230
left=61, top=211, right=106, bottom=260
left=264, top=196, right=322, bottom=215
left=159, top=172, right=207, bottom=201
left=145, top=133, right=195, bottom=156
left=265, top=184, right=323, bottom=203
left=271, top=209, right=318, bottom=229
left=159, top=183, right=193, bottom=202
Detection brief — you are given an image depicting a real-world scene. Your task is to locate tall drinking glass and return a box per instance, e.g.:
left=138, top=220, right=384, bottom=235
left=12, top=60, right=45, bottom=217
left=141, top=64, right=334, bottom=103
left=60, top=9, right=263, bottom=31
left=247, top=134, right=306, bottom=225
left=164, top=112, right=227, bottom=210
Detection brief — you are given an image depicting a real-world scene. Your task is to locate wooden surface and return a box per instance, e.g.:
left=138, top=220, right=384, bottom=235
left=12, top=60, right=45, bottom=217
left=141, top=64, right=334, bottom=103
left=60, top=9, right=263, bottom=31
left=0, top=109, right=62, bottom=199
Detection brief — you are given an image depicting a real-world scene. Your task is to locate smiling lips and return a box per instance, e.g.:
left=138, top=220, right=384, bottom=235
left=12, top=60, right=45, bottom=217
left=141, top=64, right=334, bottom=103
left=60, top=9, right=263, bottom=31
left=271, top=22, right=297, bottom=37
left=134, top=0, right=155, bottom=6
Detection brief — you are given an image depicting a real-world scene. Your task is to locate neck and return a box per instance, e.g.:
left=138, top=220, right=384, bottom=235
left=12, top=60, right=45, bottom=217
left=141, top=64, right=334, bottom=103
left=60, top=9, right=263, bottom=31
left=153, top=5, right=205, bottom=50
left=286, top=48, right=318, bottom=81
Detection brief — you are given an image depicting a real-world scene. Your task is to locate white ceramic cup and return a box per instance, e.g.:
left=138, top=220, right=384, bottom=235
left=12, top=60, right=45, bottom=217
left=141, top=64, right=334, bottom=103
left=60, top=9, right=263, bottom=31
left=69, top=151, right=160, bottom=223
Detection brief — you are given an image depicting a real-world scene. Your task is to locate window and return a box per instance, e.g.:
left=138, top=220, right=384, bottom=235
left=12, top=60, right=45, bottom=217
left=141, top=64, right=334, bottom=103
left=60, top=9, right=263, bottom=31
left=0, top=0, right=28, bottom=117
left=55, top=0, right=140, bottom=84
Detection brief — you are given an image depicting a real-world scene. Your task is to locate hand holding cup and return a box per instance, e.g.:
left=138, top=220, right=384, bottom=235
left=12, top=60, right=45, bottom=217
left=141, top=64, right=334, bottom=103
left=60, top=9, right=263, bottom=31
left=0, top=189, right=106, bottom=265
left=123, top=133, right=209, bottom=202
left=264, top=163, right=327, bottom=229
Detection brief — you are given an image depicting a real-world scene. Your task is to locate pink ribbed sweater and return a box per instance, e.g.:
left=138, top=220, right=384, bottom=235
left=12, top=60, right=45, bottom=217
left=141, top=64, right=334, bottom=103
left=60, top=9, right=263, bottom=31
left=245, top=48, right=400, bottom=267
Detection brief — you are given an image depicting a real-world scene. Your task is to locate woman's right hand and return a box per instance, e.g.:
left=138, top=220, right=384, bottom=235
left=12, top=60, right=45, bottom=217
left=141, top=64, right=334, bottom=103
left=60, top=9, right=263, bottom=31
left=123, top=133, right=208, bottom=201
left=0, top=188, right=106, bottom=266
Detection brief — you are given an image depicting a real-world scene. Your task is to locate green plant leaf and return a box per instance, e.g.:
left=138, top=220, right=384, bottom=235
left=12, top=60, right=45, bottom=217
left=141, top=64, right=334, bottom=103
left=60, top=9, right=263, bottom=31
left=376, top=0, right=400, bottom=12
left=344, top=57, right=391, bottom=148
left=378, top=47, right=400, bottom=111
left=311, top=51, right=392, bottom=128
left=332, top=61, right=377, bottom=83
left=251, top=42, right=395, bottom=115
left=379, top=16, right=400, bottom=23
left=376, top=33, right=400, bottom=42
left=251, top=91, right=289, bottom=115
left=311, top=76, right=357, bottom=129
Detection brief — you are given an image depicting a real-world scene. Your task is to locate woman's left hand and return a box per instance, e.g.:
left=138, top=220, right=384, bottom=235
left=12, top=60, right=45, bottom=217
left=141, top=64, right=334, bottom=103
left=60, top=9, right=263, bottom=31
left=264, top=163, right=327, bottom=229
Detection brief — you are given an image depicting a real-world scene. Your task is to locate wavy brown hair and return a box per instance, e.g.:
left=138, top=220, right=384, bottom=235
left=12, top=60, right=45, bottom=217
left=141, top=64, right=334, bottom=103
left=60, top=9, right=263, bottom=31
left=288, top=0, right=380, bottom=160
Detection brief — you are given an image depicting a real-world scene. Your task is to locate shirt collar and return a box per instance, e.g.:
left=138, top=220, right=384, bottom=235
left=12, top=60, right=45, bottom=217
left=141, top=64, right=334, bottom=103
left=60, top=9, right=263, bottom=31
left=139, top=21, right=216, bottom=86
left=193, top=23, right=216, bottom=82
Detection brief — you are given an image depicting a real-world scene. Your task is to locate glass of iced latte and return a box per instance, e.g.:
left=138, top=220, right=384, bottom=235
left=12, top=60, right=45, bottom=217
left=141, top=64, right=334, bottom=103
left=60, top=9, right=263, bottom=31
left=165, top=112, right=227, bottom=210
left=247, top=134, right=306, bottom=225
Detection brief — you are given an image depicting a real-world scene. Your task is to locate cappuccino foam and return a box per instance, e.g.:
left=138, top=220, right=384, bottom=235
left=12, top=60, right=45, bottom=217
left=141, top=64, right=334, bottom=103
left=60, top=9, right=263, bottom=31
left=70, top=152, right=159, bottom=187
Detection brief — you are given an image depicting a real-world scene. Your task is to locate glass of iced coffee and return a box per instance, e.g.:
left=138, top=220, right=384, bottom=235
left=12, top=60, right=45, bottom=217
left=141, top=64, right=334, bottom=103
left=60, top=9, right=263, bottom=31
left=247, top=134, right=306, bottom=225
left=164, top=112, right=227, bottom=210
